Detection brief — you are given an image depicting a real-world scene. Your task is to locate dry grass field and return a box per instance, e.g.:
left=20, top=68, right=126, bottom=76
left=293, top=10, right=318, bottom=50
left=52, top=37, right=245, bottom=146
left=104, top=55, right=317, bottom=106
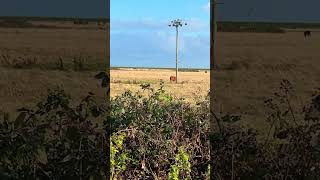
left=213, top=32, right=320, bottom=131
left=110, top=69, right=210, bottom=102
left=0, top=21, right=108, bottom=115
left=0, top=26, right=108, bottom=67
left=0, top=20, right=319, bottom=134
left=111, top=31, right=320, bottom=132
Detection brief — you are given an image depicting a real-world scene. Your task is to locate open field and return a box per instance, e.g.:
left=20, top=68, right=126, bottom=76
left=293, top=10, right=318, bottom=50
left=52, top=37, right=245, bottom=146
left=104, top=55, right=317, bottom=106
left=0, top=27, right=108, bottom=70
left=1, top=19, right=320, bottom=178
left=213, top=31, right=320, bottom=132
left=0, top=20, right=320, bottom=132
left=110, top=69, right=210, bottom=102
left=111, top=31, right=320, bottom=133
left=0, top=20, right=108, bottom=115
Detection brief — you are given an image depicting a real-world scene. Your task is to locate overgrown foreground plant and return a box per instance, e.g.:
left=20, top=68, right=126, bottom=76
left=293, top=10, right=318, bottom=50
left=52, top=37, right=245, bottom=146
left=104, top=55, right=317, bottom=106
left=0, top=81, right=210, bottom=179
left=1, top=78, right=319, bottom=180
left=0, top=88, right=108, bottom=179
left=109, top=82, right=210, bottom=179
left=211, top=79, right=320, bottom=180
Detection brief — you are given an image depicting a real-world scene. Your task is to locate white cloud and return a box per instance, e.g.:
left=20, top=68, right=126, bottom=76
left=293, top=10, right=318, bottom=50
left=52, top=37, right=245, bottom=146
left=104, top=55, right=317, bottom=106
left=110, top=16, right=210, bottom=68
left=185, top=18, right=209, bottom=32
left=111, top=17, right=209, bottom=33
left=152, top=31, right=185, bottom=53
left=111, top=19, right=166, bottom=31
left=111, top=31, right=209, bottom=68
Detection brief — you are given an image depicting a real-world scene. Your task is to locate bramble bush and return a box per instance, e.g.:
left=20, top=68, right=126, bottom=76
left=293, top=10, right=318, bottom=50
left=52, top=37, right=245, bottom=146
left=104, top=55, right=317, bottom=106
left=0, top=75, right=210, bottom=179
left=109, top=81, right=210, bottom=179
left=210, top=79, right=320, bottom=179
left=0, top=88, right=108, bottom=179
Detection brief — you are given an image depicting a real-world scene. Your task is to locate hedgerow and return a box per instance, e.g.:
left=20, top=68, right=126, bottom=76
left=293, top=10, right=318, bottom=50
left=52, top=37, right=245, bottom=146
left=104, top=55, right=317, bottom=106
left=109, top=81, right=210, bottom=179
left=0, top=74, right=319, bottom=179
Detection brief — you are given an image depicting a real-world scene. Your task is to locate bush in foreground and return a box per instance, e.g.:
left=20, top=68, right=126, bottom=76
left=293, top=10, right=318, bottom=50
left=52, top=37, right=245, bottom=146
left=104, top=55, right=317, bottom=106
left=109, top=82, right=210, bottom=179
left=211, top=80, right=320, bottom=179
left=0, top=78, right=319, bottom=179
left=0, top=88, right=108, bottom=179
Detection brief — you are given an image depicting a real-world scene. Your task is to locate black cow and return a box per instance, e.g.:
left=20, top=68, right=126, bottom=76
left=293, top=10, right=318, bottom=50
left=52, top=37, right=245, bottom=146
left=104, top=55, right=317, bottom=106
left=304, top=31, right=311, bottom=38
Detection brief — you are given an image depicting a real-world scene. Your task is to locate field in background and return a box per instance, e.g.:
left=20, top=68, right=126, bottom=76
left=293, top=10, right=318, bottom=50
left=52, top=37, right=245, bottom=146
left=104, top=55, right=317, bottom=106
left=213, top=31, right=320, bottom=132
left=112, top=31, right=320, bottom=133
left=0, top=19, right=108, bottom=115
left=0, top=18, right=320, bottom=135
left=111, top=69, right=210, bottom=103
left=0, top=27, right=108, bottom=70
left=218, top=21, right=320, bottom=33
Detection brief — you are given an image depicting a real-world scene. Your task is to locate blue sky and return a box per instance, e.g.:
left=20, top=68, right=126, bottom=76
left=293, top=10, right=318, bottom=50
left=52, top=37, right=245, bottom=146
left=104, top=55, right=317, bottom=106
left=0, top=0, right=108, bottom=18
left=111, top=0, right=320, bottom=68
left=111, top=0, right=210, bottom=68
left=1, top=0, right=319, bottom=68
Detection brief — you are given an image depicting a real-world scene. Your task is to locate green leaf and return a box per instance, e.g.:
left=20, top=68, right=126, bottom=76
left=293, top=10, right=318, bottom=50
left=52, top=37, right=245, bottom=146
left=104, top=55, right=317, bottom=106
left=66, top=127, right=81, bottom=140
left=36, top=147, right=48, bottom=165
left=1, top=157, right=11, bottom=165
left=90, top=106, right=100, bottom=117
left=17, top=108, right=29, bottom=112
left=61, top=155, right=72, bottom=163
left=101, top=77, right=109, bottom=87
left=221, top=114, right=241, bottom=123
left=94, top=72, right=107, bottom=79
left=14, top=112, right=26, bottom=129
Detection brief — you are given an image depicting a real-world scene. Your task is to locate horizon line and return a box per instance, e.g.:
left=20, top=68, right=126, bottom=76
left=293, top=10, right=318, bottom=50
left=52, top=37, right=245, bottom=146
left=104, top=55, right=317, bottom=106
left=2, top=16, right=320, bottom=24
left=111, top=66, right=210, bottom=70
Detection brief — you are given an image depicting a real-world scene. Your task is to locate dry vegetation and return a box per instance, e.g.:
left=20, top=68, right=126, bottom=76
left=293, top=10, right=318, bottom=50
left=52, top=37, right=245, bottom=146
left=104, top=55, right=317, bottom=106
left=1, top=20, right=319, bottom=134
left=111, top=32, right=320, bottom=134
left=214, top=32, right=320, bottom=132
left=1, top=19, right=320, bottom=179
left=0, top=20, right=108, bottom=115
left=110, top=69, right=210, bottom=103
